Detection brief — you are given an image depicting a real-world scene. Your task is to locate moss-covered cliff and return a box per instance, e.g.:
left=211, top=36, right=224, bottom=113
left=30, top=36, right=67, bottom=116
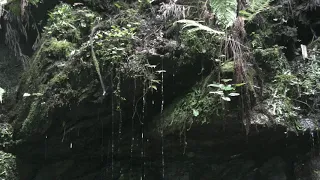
left=1, top=0, right=320, bottom=179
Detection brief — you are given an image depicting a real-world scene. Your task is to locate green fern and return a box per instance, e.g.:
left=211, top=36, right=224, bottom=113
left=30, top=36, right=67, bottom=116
left=210, top=0, right=237, bottom=28
left=175, top=19, right=225, bottom=35
left=209, top=0, right=273, bottom=28
left=240, top=0, right=273, bottom=21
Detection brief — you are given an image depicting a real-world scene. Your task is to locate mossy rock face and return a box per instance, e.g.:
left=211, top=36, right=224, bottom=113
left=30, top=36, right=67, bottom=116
left=0, top=44, right=23, bottom=95
left=0, top=152, right=17, bottom=180
left=0, top=123, right=13, bottom=144
left=11, top=1, right=218, bottom=140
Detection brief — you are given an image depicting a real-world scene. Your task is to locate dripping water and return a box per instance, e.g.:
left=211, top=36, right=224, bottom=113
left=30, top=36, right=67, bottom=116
left=130, top=77, right=137, bottom=174
left=61, top=121, right=66, bottom=142
left=45, top=135, right=48, bottom=160
left=99, top=109, right=104, bottom=162
left=141, top=81, right=146, bottom=180
left=311, top=131, right=315, bottom=147
left=160, top=60, right=165, bottom=179
left=117, top=72, right=122, bottom=153
left=111, top=65, right=115, bottom=179
left=117, top=71, right=123, bottom=176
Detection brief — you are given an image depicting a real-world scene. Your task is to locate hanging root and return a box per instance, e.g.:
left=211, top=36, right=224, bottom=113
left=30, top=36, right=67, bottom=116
left=227, top=16, right=255, bottom=135
left=90, top=21, right=109, bottom=96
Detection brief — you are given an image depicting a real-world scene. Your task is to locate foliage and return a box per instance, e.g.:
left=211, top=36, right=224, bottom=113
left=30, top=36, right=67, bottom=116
left=159, top=0, right=191, bottom=21
left=157, top=80, right=223, bottom=134
left=93, top=23, right=138, bottom=64
left=175, top=19, right=225, bottom=34
left=0, top=151, right=17, bottom=180
left=209, top=0, right=273, bottom=28
left=239, top=0, right=273, bottom=21
left=264, top=71, right=300, bottom=126
left=210, top=0, right=237, bottom=28
left=177, top=30, right=220, bottom=65
left=261, top=39, right=320, bottom=130
left=138, top=0, right=152, bottom=10
left=208, top=80, right=243, bottom=101
left=157, top=72, right=244, bottom=134
left=43, top=38, right=75, bottom=58
left=253, top=45, right=288, bottom=77
left=44, top=3, right=97, bottom=43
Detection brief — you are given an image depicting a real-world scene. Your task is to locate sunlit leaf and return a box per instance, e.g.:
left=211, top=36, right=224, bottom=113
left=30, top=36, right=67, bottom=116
left=222, top=85, right=234, bottom=91
left=234, top=83, right=246, bottom=87
left=150, top=85, right=158, bottom=91
left=23, top=93, right=31, bottom=97
left=228, top=92, right=240, bottom=96
left=208, top=83, right=222, bottom=88
left=192, top=109, right=199, bottom=117
left=221, top=96, right=231, bottom=101
left=209, top=91, right=224, bottom=95
left=221, top=79, right=232, bottom=83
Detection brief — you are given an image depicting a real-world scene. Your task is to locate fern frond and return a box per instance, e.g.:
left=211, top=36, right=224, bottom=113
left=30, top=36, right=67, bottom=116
left=240, top=0, right=273, bottom=21
left=176, top=19, right=225, bottom=35
left=210, top=0, right=237, bottom=28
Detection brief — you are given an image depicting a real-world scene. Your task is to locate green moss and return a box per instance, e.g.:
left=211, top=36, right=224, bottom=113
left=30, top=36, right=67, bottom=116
left=0, top=123, right=13, bottom=144
left=20, top=100, right=49, bottom=136
left=155, top=75, right=224, bottom=135
left=43, top=38, right=75, bottom=58
left=0, top=152, right=17, bottom=180
left=178, top=31, right=219, bottom=65
left=49, top=73, right=69, bottom=86
left=253, top=45, right=288, bottom=76
left=7, top=0, right=21, bottom=16
left=221, top=61, right=234, bottom=73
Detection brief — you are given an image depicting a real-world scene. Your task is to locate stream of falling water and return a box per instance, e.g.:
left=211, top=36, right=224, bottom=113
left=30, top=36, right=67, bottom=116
left=161, top=60, right=165, bottom=179
left=141, top=81, right=146, bottom=180
left=45, top=135, right=48, bottom=160
left=131, top=77, right=137, bottom=174
left=111, top=67, right=115, bottom=179
left=117, top=71, right=122, bottom=174
left=117, top=72, right=122, bottom=163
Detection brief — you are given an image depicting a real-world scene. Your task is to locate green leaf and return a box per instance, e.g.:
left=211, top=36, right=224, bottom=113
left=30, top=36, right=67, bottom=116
left=234, top=83, right=246, bottom=87
left=221, top=79, right=232, bottom=83
left=210, top=0, right=237, bottom=28
left=176, top=20, right=225, bottom=35
left=228, top=92, right=240, bottom=96
left=221, top=96, right=231, bottom=101
left=209, top=91, right=224, bottom=95
left=208, top=83, right=223, bottom=88
left=222, top=85, right=234, bottom=91
left=192, top=109, right=200, bottom=117
left=151, top=79, right=161, bottom=84
left=150, top=85, right=157, bottom=91
left=114, top=2, right=121, bottom=9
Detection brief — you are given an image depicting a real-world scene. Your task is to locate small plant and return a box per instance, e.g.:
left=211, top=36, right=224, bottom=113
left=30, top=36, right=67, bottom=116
left=208, top=79, right=244, bottom=101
